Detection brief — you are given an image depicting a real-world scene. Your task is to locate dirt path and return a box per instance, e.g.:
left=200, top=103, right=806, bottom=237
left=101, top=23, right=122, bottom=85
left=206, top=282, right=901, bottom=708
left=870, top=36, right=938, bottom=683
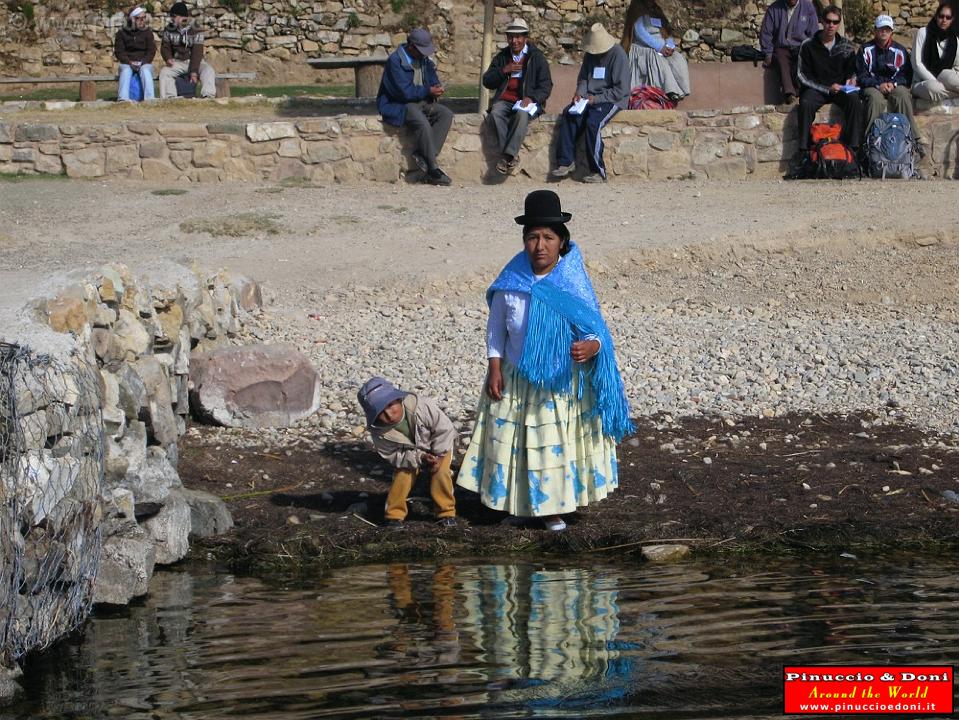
left=2, top=178, right=957, bottom=312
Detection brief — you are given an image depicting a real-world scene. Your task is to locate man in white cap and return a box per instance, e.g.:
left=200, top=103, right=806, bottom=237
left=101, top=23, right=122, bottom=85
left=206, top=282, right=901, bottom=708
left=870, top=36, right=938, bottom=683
left=550, top=23, right=630, bottom=183
left=114, top=6, right=156, bottom=101
left=856, top=14, right=926, bottom=154
left=481, top=17, right=553, bottom=175
left=377, top=27, right=454, bottom=186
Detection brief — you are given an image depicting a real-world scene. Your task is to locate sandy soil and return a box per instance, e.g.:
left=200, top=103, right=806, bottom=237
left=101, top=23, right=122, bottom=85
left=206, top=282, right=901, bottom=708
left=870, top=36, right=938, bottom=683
left=5, top=177, right=959, bottom=567
left=2, top=178, right=958, bottom=312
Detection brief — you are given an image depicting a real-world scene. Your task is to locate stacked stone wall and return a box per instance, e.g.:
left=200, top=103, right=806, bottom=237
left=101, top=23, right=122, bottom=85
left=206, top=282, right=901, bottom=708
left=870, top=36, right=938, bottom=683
left=2, top=105, right=959, bottom=182
left=0, top=0, right=940, bottom=83
left=40, top=264, right=252, bottom=603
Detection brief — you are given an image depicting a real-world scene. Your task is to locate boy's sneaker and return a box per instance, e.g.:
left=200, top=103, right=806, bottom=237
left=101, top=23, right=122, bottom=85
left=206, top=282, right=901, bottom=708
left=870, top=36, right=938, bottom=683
left=425, top=168, right=452, bottom=186
left=550, top=163, right=575, bottom=179
left=582, top=172, right=605, bottom=184
left=436, top=517, right=457, bottom=528
left=411, top=152, right=428, bottom=174
left=383, top=519, right=406, bottom=530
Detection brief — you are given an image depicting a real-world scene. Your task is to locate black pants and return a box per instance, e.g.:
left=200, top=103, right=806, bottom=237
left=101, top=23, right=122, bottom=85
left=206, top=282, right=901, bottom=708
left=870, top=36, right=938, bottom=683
left=797, top=88, right=864, bottom=152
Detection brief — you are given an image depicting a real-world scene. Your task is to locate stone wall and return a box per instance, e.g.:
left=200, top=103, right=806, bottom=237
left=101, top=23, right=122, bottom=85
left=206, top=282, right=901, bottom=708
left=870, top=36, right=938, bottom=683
left=3, top=104, right=959, bottom=182
left=0, top=0, right=941, bottom=83
left=0, top=261, right=254, bottom=701
left=41, top=263, right=253, bottom=603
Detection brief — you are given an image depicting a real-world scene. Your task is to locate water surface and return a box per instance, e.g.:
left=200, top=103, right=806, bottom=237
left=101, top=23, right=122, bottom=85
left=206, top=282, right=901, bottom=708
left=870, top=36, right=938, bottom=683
left=10, top=555, right=959, bottom=719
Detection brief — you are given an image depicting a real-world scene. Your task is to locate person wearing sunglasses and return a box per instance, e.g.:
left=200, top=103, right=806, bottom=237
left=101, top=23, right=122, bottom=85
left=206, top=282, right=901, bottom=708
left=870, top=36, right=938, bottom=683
left=912, top=0, right=959, bottom=103
left=795, top=4, right=864, bottom=161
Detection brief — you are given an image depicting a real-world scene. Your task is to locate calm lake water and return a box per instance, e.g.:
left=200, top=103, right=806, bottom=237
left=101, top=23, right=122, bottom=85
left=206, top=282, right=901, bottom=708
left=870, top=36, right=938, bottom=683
left=7, top=555, right=959, bottom=719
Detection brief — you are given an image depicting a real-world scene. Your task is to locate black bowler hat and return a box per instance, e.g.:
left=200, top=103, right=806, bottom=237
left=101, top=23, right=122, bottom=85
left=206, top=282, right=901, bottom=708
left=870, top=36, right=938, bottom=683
left=169, top=1, right=189, bottom=16
left=514, top=190, right=572, bottom=225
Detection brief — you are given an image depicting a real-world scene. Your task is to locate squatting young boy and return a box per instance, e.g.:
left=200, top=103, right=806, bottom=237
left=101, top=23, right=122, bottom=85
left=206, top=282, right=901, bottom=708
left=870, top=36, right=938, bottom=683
left=357, top=377, right=458, bottom=527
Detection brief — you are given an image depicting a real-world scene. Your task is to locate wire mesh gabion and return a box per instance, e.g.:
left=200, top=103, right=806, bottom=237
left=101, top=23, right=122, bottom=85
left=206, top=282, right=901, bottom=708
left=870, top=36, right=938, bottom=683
left=0, top=342, right=104, bottom=666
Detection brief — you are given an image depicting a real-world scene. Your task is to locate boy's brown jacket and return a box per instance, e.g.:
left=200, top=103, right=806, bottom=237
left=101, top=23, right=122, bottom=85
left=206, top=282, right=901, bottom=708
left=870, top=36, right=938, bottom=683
left=367, top=393, right=456, bottom=470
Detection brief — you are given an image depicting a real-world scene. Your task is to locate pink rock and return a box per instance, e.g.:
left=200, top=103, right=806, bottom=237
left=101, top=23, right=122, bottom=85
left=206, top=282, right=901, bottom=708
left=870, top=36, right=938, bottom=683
left=190, top=343, right=321, bottom=428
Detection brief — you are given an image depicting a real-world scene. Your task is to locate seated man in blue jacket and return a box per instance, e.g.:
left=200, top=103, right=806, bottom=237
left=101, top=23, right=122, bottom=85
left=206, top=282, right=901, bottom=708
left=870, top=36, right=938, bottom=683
left=377, top=28, right=453, bottom=186
left=857, top=14, right=926, bottom=155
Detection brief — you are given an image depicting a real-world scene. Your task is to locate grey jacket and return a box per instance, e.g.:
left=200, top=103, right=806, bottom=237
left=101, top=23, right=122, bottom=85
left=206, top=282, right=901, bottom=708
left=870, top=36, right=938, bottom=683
left=367, top=393, right=456, bottom=470
left=575, top=44, right=631, bottom=109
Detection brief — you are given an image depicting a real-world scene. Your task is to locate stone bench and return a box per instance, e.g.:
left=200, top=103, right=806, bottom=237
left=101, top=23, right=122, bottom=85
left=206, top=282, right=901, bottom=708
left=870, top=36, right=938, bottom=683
left=307, top=57, right=388, bottom=98
left=550, top=62, right=782, bottom=113
left=0, top=72, right=257, bottom=101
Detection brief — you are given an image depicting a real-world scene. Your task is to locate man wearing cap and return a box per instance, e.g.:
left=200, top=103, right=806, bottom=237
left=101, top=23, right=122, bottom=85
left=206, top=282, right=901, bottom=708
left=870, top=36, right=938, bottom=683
left=550, top=23, right=630, bottom=183
left=377, top=28, right=454, bottom=186
left=481, top=18, right=553, bottom=175
left=115, top=6, right=157, bottom=102
left=759, top=0, right=819, bottom=104
left=159, top=1, right=216, bottom=99
left=857, top=14, right=926, bottom=154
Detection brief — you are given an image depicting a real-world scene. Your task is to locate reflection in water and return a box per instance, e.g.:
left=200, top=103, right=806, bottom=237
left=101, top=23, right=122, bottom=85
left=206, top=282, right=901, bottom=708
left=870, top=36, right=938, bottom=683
left=10, top=557, right=959, bottom=719
left=461, top=565, right=633, bottom=711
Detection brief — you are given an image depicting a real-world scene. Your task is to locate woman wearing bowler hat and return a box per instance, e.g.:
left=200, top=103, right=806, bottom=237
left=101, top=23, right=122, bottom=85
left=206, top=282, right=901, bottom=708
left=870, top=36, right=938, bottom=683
left=457, top=190, right=633, bottom=532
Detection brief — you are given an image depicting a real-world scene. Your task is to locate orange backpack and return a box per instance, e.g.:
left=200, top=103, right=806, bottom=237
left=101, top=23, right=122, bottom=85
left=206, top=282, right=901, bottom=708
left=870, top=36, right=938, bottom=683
left=808, top=123, right=860, bottom=179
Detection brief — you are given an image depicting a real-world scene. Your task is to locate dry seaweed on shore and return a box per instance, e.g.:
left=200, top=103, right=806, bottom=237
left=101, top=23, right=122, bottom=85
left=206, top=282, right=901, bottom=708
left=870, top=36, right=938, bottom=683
left=182, top=412, right=959, bottom=574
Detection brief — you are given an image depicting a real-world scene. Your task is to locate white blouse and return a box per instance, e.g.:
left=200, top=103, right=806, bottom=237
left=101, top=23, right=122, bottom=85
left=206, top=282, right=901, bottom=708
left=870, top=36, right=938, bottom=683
left=487, top=276, right=600, bottom=365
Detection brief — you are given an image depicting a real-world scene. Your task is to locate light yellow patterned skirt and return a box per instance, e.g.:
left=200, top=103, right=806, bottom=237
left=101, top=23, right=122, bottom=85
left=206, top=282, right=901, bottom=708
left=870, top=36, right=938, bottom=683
left=457, top=361, right=619, bottom=517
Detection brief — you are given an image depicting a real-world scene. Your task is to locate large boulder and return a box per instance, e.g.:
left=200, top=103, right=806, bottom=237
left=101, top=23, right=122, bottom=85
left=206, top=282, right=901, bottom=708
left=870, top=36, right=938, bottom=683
left=92, top=523, right=156, bottom=605
left=189, top=343, right=321, bottom=428
left=141, top=489, right=191, bottom=565
left=181, top=488, right=234, bottom=538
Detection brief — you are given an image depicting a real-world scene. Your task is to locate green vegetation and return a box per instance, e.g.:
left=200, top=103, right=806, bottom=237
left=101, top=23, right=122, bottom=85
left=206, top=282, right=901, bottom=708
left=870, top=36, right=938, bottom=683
left=389, top=0, right=406, bottom=11
left=221, top=0, right=248, bottom=15
left=346, top=11, right=359, bottom=29
left=0, top=171, right=66, bottom=182
left=152, top=188, right=188, bottom=196
left=0, top=83, right=478, bottom=103
left=842, top=0, right=874, bottom=41
left=180, top=211, right=282, bottom=237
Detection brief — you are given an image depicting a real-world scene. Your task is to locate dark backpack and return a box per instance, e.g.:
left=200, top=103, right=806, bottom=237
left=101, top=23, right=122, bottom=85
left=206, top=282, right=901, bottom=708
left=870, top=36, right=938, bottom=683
left=731, top=45, right=766, bottom=64
left=865, top=112, right=917, bottom=179
left=175, top=75, right=197, bottom=98
left=807, top=122, right=860, bottom=179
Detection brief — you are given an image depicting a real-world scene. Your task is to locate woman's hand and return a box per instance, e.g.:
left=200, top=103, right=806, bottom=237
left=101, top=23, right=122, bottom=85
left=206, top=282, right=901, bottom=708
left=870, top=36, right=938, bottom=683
left=571, top=339, right=600, bottom=363
left=486, top=359, right=504, bottom=400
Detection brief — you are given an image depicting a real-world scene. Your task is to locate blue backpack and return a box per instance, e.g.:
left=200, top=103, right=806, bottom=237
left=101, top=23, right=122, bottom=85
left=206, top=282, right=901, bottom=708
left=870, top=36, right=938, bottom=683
left=128, top=72, right=144, bottom=102
left=865, top=112, right=917, bottom=179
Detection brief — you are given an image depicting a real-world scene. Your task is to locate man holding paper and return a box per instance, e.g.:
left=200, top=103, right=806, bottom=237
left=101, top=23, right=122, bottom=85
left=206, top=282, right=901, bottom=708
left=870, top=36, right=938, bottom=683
left=551, top=23, right=630, bottom=183
left=796, top=4, right=864, bottom=159
left=482, top=18, right=553, bottom=175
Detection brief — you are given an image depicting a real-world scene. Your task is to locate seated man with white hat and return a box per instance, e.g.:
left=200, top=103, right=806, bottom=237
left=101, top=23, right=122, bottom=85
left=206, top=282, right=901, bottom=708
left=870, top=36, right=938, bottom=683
left=481, top=17, right=553, bottom=175
left=114, top=6, right=157, bottom=102
left=550, top=23, right=630, bottom=183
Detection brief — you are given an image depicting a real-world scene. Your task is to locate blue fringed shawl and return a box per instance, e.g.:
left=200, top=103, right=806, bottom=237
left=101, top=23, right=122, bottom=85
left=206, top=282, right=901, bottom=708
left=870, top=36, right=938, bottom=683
left=487, top=243, right=634, bottom=441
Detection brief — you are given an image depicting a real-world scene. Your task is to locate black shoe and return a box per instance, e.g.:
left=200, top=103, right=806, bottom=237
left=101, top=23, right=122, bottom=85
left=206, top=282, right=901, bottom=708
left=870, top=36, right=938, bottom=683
left=383, top=519, right=406, bottom=530
left=425, top=168, right=452, bottom=186
left=436, top=517, right=457, bottom=528
left=411, top=153, right=428, bottom=174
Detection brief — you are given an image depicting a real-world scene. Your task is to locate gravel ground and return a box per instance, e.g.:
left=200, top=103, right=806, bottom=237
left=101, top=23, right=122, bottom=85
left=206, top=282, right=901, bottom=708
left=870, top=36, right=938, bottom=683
left=3, top=178, right=959, bottom=442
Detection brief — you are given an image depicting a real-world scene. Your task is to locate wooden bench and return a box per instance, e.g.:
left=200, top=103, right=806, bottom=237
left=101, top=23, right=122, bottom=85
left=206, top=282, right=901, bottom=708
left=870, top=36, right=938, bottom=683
left=307, top=56, right=388, bottom=98
left=0, top=71, right=256, bottom=101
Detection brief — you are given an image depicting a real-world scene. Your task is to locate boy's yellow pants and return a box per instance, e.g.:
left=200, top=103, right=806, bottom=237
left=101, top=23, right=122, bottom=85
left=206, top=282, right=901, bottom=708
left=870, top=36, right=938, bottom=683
left=385, top=451, right=456, bottom=521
